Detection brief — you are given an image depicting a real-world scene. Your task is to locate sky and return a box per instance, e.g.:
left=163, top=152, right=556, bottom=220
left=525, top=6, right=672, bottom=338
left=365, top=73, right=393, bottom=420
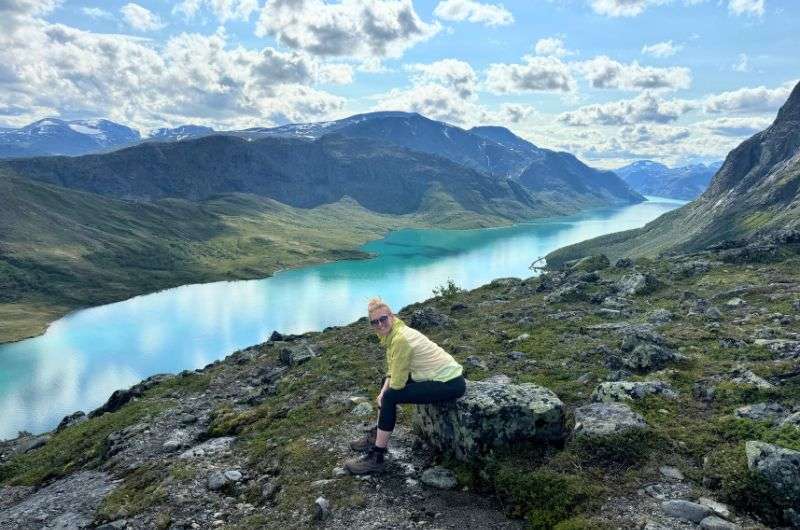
left=0, top=0, right=797, bottom=168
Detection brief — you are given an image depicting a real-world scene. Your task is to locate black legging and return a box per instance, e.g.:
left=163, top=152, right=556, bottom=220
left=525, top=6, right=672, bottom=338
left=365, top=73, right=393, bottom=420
left=378, top=375, right=466, bottom=432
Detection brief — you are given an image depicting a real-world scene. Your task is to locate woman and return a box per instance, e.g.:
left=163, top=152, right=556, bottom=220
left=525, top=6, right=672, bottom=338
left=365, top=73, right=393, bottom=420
left=344, top=298, right=466, bottom=475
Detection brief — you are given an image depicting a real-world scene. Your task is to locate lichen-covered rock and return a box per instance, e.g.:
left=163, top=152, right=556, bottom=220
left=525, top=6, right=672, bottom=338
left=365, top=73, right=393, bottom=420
left=592, top=381, right=678, bottom=402
left=647, top=309, right=673, bottom=324
left=573, top=402, right=647, bottom=438
left=616, top=272, right=661, bottom=296
left=412, top=380, right=564, bottom=461
left=420, top=466, right=458, bottom=490
left=278, top=342, right=320, bottom=366
left=745, top=441, right=800, bottom=506
left=620, top=343, right=680, bottom=372
left=734, top=402, right=787, bottom=424
left=406, top=306, right=452, bottom=329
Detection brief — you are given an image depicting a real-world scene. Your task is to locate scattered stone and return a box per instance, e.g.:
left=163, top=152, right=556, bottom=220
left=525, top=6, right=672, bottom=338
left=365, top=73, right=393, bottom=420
left=96, top=520, right=128, bottom=530
left=420, top=467, right=458, bottom=490
left=508, top=333, right=529, bottom=344
left=674, top=260, right=711, bottom=278
left=725, top=297, right=747, bottom=308
left=620, top=343, right=680, bottom=373
left=207, top=471, right=230, bottom=491
left=730, top=369, right=774, bottom=389
left=614, top=257, right=633, bottom=268
left=413, top=380, right=564, bottom=461
left=573, top=402, right=647, bottom=438
left=261, top=480, right=280, bottom=501
left=56, top=411, right=87, bottom=433
left=616, top=272, right=660, bottom=296
left=544, top=282, right=589, bottom=303
left=734, top=402, right=787, bottom=425
left=647, top=309, right=673, bottom=324
left=602, top=296, right=631, bottom=309
left=705, top=306, right=723, bottom=320
left=719, top=338, right=746, bottom=349
left=180, top=437, right=236, bottom=459
left=314, top=496, right=330, bottom=521
left=465, top=355, right=487, bottom=370
left=351, top=402, right=374, bottom=416
left=697, top=497, right=731, bottom=519
left=332, top=467, right=347, bottom=478
left=700, top=515, right=740, bottom=530
left=754, top=338, right=800, bottom=357
left=592, top=381, right=677, bottom=402
left=662, top=500, right=712, bottom=523
left=576, top=373, right=593, bottom=385
left=407, top=307, right=452, bottom=329
left=224, top=470, right=243, bottom=482
left=507, top=350, right=525, bottom=361
left=745, top=441, right=800, bottom=505
left=279, top=342, right=320, bottom=366
left=605, top=369, right=632, bottom=381
left=780, top=411, right=800, bottom=428
left=659, top=466, right=684, bottom=481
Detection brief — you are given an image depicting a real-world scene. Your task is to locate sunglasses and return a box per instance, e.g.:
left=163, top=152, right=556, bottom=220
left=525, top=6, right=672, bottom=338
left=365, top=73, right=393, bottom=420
left=370, top=315, right=390, bottom=327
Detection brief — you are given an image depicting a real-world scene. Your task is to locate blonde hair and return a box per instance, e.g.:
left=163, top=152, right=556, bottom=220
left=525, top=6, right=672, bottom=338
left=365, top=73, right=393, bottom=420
left=367, top=297, right=391, bottom=316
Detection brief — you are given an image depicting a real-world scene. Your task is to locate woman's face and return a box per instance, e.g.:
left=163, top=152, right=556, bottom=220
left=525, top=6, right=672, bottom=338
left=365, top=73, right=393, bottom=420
left=369, top=308, right=394, bottom=337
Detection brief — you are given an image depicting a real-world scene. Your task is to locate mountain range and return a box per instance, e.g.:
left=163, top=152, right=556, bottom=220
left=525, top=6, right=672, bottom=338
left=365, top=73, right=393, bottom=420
left=614, top=160, right=723, bottom=200
left=547, top=80, right=800, bottom=266
left=0, top=119, right=141, bottom=158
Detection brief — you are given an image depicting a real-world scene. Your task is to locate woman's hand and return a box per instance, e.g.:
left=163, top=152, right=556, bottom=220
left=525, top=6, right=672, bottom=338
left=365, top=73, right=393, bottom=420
left=376, top=389, right=386, bottom=408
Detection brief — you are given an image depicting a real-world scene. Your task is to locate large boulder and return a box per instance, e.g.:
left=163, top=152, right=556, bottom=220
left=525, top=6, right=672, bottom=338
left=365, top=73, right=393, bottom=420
left=616, top=272, right=661, bottom=296
left=406, top=306, right=452, bottom=329
left=412, top=380, right=564, bottom=461
left=745, top=441, right=800, bottom=506
left=573, top=402, right=647, bottom=438
left=592, top=381, right=678, bottom=402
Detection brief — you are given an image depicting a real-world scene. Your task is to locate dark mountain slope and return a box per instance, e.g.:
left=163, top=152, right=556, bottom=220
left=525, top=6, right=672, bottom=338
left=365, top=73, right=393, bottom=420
left=0, top=134, right=546, bottom=218
left=546, top=81, right=800, bottom=266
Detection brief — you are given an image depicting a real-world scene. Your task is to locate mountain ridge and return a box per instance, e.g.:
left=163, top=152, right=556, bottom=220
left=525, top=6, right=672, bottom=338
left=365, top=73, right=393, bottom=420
left=615, top=160, right=722, bottom=200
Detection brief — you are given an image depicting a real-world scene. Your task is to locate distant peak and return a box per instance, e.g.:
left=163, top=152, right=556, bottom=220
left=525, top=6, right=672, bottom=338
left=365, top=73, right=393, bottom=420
left=775, top=80, right=800, bottom=124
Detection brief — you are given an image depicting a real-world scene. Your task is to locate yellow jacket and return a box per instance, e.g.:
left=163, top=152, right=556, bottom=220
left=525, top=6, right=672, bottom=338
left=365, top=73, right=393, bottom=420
left=381, top=318, right=463, bottom=390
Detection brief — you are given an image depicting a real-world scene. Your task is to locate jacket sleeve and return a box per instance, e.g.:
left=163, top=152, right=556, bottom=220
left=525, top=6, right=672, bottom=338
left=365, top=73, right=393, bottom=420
left=387, top=334, right=413, bottom=390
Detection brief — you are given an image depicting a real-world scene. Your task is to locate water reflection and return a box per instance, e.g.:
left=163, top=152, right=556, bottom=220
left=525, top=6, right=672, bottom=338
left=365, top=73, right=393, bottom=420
left=0, top=197, right=685, bottom=439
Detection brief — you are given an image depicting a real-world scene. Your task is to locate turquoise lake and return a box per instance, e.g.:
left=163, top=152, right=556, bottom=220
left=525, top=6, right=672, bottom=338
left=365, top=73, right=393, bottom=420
left=0, top=197, right=685, bottom=439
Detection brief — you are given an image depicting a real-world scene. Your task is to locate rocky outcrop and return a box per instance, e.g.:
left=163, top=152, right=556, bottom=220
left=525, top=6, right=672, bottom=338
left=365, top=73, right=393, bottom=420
left=592, top=381, right=677, bottom=402
left=616, top=272, right=660, bottom=296
left=412, top=380, right=564, bottom=461
left=406, top=306, right=452, bottom=329
left=745, top=441, right=800, bottom=507
left=90, top=374, right=174, bottom=417
left=573, top=402, right=647, bottom=438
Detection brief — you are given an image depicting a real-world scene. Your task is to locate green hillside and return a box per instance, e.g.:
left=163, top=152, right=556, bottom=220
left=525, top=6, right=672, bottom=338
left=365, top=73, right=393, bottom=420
left=0, top=173, right=549, bottom=343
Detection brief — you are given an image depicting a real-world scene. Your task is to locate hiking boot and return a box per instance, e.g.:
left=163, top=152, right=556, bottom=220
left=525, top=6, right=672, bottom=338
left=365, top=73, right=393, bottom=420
left=349, top=426, right=377, bottom=452
left=344, top=448, right=385, bottom=475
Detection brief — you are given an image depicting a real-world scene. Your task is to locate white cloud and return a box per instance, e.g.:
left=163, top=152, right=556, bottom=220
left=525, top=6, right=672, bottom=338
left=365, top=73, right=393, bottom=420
left=732, top=53, right=749, bottom=72
left=697, top=116, right=773, bottom=137
left=406, top=59, right=477, bottom=98
left=481, top=103, right=536, bottom=124
left=641, top=40, right=682, bottom=58
left=485, top=55, right=576, bottom=93
left=577, top=55, right=692, bottom=91
left=588, top=0, right=651, bottom=17
left=558, top=92, right=696, bottom=126
left=373, top=83, right=475, bottom=125
left=728, top=0, right=764, bottom=17
left=534, top=37, right=574, bottom=58
left=0, top=19, right=348, bottom=130
left=255, top=0, right=440, bottom=59
left=433, top=0, right=514, bottom=27
left=173, top=0, right=259, bottom=23
left=703, top=84, right=792, bottom=114
left=81, top=7, right=114, bottom=20
left=121, top=3, right=166, bottom=32
left=1, top=0, right=61, bottom=31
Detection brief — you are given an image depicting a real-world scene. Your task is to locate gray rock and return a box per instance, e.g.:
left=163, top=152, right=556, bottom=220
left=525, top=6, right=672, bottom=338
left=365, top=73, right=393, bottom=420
left=754, top=338, right=800, bottom=357
left=662, top=500, right=712, bottom=522
left=485, top=374, right=511, bottom=385
left=180, top=437, right=236, bottom=459
left=602, top=296, right=631, bottom=309
left=18, top=434, right=50, bottom=453
left=465, top=355, right=487, bottom=370
left=700, top=516, right=740, bottom=530
left=616, top=272, right=660, bottom=296
left=207, top=471, right=229, bottom=491
left=730, top=369, right=774, bottom=389
left=697, top=497, right=731, bottom=519
left=507, top=350, right=525, bottom=361
left=413, top=380, right=564, bottom=461
left=279, top=342, right=319, bottom=366
left=56, top=411, right=87, bottom=433
left=50, top=512, right=93, bottom=529
left=734, top=402, right=787, bottom=424
left=592, top=381, right=678, bottom=402
left=573, top=402, right=647, bottom=438
left=659, top=466, right=684, bottom=480
left=614, top=257, right=633, bottom=268
left=647, top=309, right=673, bottom=324
left=95, top=521, right=128, bottom=530
left=351, top=402, right=374, bottom=416
left=224, top=470, right=243, bottom=482
left=719, top=338, right=746, bottom=349
left=705, top=306, right=723, bottom=320
left=725, top=297, right=747, bottom=308
left=407, top=306, right=452, bottom=329
left=314, top=496, right=330, bottom=521
left=420, top=466, right=458, bottom=490
left=621, top=343, right=680, bottom=372
left=261, top=480, right=280, bottom=501
left=780, top=411, right=800, bottom=428
left=745, top=441, right=800, bottom=505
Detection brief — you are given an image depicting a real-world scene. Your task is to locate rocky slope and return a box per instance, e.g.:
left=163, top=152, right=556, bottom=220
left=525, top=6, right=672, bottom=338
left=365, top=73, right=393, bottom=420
left=1, top=234, right=798, bottom=529
left=615, top=160, right=722, bottom=200
left=546, top=80, right=800, bottom=267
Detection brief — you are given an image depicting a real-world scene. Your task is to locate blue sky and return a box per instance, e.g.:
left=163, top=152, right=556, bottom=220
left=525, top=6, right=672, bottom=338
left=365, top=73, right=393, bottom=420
left=1, top=0, right=797, bottom=167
